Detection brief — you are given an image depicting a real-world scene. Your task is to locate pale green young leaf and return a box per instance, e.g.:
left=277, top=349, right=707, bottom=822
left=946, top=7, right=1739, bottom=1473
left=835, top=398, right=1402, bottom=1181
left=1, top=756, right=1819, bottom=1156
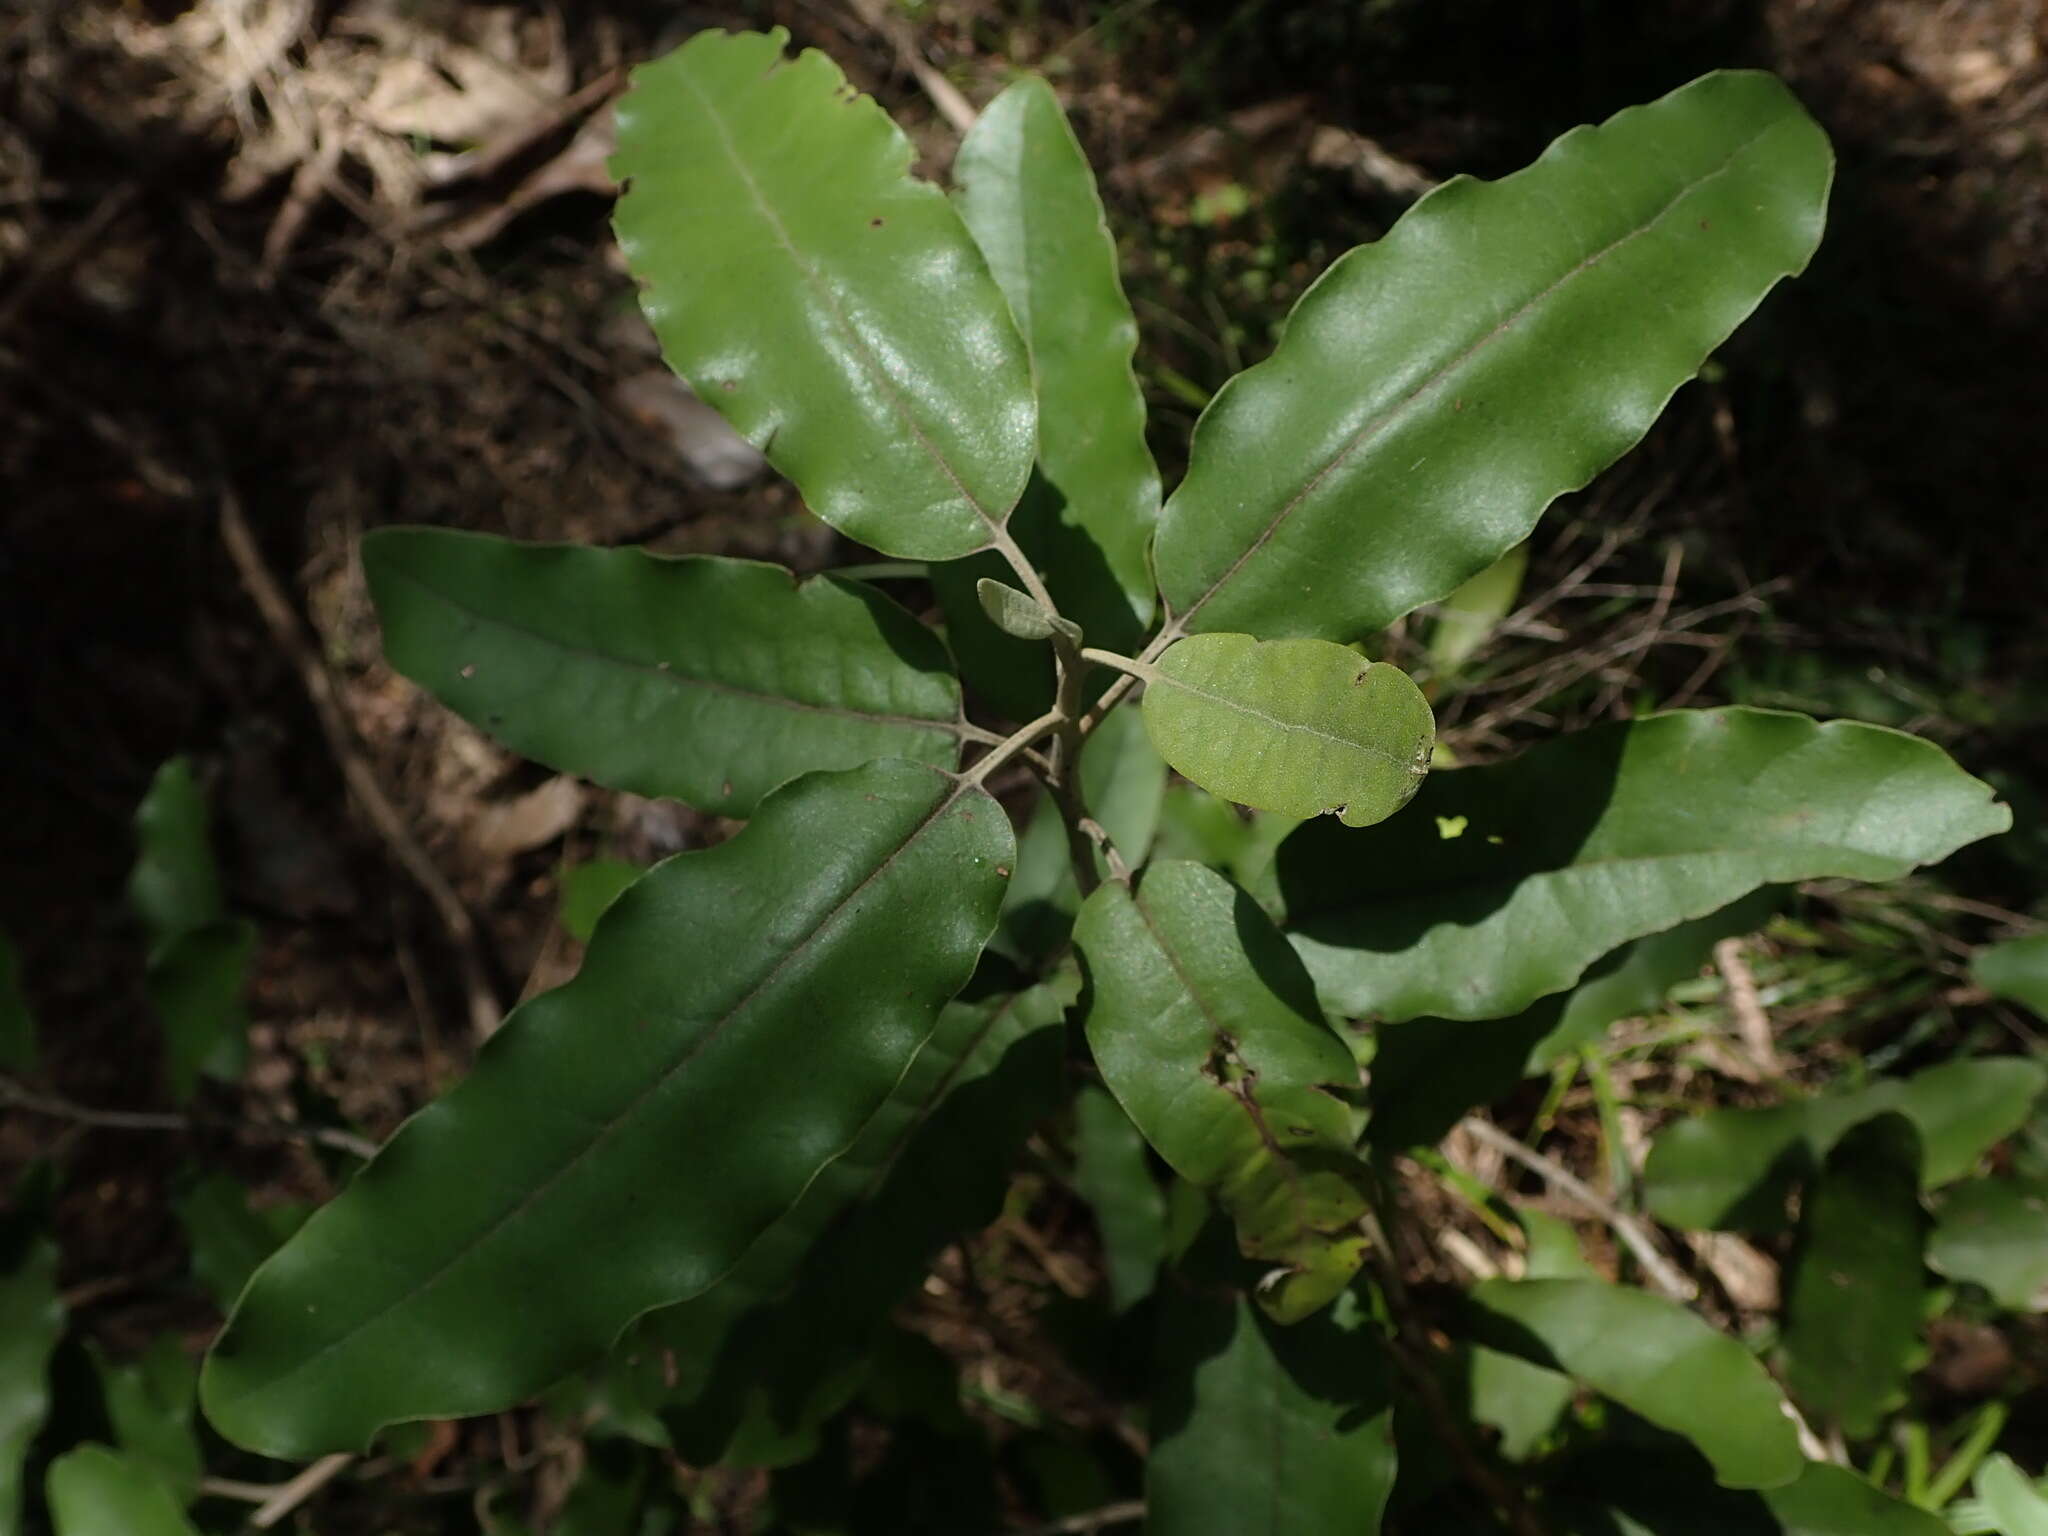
left=974, top=577, right=1079, bottom=646
left=1280, top=709, right=2009, bottom=1023
left=1780, top=1114, right=1927, bottom=1437
left=1152, top=71, right=1830, bottom=642
left=1927, top=1175, right=2048, bottom=1310
left=1076, top=861, right=1369, bottom=1322
left=1643, top=1056, right=2048, bottom=1231
left=1142, top=634, right=1434, bottom=829
left=1464, top=1277, right=1803, bottom=1490
left=1973, top=934, right=2048, bottom=1020
left=1427, top=541, right=1529, bottom=679
left=559, top=859, right=645, bottom=945
left=365, top=529, right=963, bottom=817
left=0, top=1239, right=62, bottom=1536
left=1975, top=1455, right=2048, bottom=1536
left=45, top=1447, right=197, bottom=1536
left=200, top=761, right=1010, bottom=1457
left=955, top=74, right=1160, bottom=633
left=611, top=29, right=1035, bottom=560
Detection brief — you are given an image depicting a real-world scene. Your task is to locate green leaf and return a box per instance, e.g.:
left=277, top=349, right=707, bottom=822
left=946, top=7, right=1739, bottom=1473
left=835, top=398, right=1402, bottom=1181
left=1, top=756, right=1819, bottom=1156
left=45, top=1447, right=197, bottom=1536
left=200, top=760, right=1010, bottom=1457
left=1142, top=634, right=1435, bottom=829
left=92, top=1336, right=201, bottom=1506
left=173, top=1175, right=307, bottom=1314
left=1, top=1238, right=62, bottom=1536
left=611, top=29, right=1035, bottom=560
left=146, top=919, right=254, bottom=1105
left=1150, top=785, right=1296, bottom=916
left=1071, top=1084, right=1168, bottom=1310
left=1973, top=934, right=2048, bottom=1020
left=1975, top=1454, right=2048, bottom=1536
left=1280, top=709, right=2009, bottom=1022
left=1464, top=1277, right=1804, bottom=1490
left=128, top=758, right=223, bottom=947
left=1781, top=1114, right=1926, bottom=1437
left=1463, top=1344, right=1575, bottom=1462
left=364, top=529, right=964, bottom=817
left=1150, top=1256, right=1396, bottom=1535
left=954, top=74, right=1160, bottom=633
left=1150, top=70, right=1830, bottom=642
left=653, top=969, right=1075, bottom=1466
left=990, top=704, right=1166, bottom=965
left=1365, top=893, right=1779, bottom=1152
left=1076, top=861, right=1369, bottom=1322
left=559, top=859, right=646, bottom=945
left=1928, top=1174, right=2048, bottom=1310
left=0, top=934, right=31, bottom=1073
left=1540, top=1448, right=1950, bottom=1535
left=1427, top=541, right=1529, bottom=679
left=974, top=577, right=1079, bottom=645
left=1642, top=1056, right=2048, bottom=1231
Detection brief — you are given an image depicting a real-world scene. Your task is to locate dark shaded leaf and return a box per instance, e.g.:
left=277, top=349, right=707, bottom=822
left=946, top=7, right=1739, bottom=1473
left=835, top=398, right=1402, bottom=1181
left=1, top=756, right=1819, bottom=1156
left=201, top=761, right=1009, bottom=1457
left=365, top=529, right=964, bottom=817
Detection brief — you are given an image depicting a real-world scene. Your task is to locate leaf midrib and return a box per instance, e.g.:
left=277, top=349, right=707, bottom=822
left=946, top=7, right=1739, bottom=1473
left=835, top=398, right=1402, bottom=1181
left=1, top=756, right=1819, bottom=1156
left=1166, top=114, right=1788, bottom=636
left=679, top=58, right=1005, bottom=543
left=214, top=774, right=979, bottom=1416
left=1156, top=669, right=1418, bottom=772
left=388, top=566, right=963, bottom=737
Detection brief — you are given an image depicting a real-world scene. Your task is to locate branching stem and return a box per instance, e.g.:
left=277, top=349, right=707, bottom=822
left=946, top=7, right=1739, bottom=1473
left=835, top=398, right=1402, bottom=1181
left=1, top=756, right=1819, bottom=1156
left=966, top=709, right=1065, bottom=786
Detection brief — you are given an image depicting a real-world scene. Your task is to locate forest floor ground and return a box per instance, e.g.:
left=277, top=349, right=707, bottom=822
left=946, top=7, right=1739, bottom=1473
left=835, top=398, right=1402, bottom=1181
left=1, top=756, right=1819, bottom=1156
left=4, top=0, right=2048, bottom=1527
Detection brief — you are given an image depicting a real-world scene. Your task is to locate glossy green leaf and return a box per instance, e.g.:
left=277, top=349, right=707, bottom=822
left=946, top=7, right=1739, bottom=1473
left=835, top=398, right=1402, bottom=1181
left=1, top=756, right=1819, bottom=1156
left=955, top=74, right=1159, bottom=632
left=200, top=760, right=1010, bottom=1457
left=1781, top=1114, right=1926, bottom=1436
left=1, top=1238, right=61, bottom=1536
left=1464, top=1277, right=1804, bottom=1489
left=1072, top=1084, right=1167, bottom=1310
left=974, top=577, right=1078, bottom=645
left=1366, top=892, right=1779, bottom=1152
left=1151, top=70, right=1830, bottom=642
left=364, top=529, right=963, bottom=817
left=1974, top=934, right=2048, bottom=1020
left=45, top=1447, right=197, bottom=1536
left=128, top=758, right=223, bottom=945
left=1077, top=861, right=1369, bottom=1322
left=1975, top=1454, right=2048, bottom=1536
left=1427, top=541, right=1529, bottom=679
left=0, top=935, right=30, bottom=1073
left=1928, top=1175, right=2048, bottom=1310
left=1151, top=1251, right=1396, bottom=1535
left=653, top=969, right=1074, bottom=1466
left=92, top=1336, right=201, bottom=1506
left=1643, top=1056, right=2048, bottom=1231
left=1142, top=634, right=1435, bottom=829
left=559, top=858, right=645, bottom=945
left=146, top=919, right=254, bottom=1104
left=611, top=28, right=1034, bottom=560
left=1281, top=709, right=2009, bottom=1022
left=173, top=1175, right=307, bottom=1314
